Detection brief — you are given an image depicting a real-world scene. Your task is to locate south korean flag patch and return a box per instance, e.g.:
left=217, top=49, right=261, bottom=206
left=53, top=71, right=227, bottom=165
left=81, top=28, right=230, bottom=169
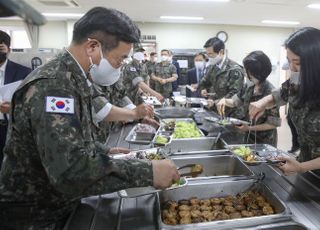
left=46, top=96, right=75, bottom=114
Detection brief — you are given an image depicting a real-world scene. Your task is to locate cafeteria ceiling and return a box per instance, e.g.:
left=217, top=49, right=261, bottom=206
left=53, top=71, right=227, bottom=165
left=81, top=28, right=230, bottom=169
left=26, top=0, right=320, bottom=28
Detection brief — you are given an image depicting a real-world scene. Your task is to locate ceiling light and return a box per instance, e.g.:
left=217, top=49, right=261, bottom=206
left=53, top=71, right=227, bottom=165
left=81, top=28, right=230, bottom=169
left=307, top=3, right=320, bottom=9
left=261, top=20, right=300, bottom=25
left=160, top=16, right=204, bottom=20
left=42, top=13, right=84, bottom=18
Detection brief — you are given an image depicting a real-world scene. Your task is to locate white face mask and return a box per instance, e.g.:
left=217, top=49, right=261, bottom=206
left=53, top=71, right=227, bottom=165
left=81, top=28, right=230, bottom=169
left=161, top=55, right=168, bottom=62
left=194, top=61, right=205, bottom=70
left=133, top=52, right=144, bottom=62
left=290, top=71, right=300, bottom=85
left=152, top=57, right=158, bottom=63
left=89, top=49, right=121, bottom=86
left=208, top=55, right=223, bottom=66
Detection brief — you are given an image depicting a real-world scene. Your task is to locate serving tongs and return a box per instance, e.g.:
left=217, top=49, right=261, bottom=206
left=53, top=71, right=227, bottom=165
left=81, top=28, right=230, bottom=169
left=177, top=163, right=204, bottom=177
left=234, top=172, right=265, bottom=206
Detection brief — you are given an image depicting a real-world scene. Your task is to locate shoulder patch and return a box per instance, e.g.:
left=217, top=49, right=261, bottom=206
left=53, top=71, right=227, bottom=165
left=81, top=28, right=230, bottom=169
left=46, top=96, right=75, bottom=114
left=130, top=67, right=137, bottom=72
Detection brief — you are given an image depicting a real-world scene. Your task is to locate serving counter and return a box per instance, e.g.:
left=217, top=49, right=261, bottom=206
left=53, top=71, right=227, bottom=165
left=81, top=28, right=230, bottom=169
left=65, top=109, right=320, bottom=230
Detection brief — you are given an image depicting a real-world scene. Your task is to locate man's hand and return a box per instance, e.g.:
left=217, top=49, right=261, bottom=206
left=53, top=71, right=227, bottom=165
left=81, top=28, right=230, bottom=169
left=159, top=79, right=167, bottom=85
left=109, top=147, right=131, bottom=155
left=155, top=93, right=164, bottom=103
left=133, top=104, right=154, bottom=119
left=0, top=102, right=10, bottom=114
left=216, top=98, right=226, bottom=117
left=234, top=124, right=250, bottom=132
left=249, top=100, right=267, bottom=121
left=152, top=159, right=180, bottom=190
left=206, top=99, right=214, bottom=109
left=277, top=156, right=301, bottom=176
left=142, top=117, right=160, bottom=129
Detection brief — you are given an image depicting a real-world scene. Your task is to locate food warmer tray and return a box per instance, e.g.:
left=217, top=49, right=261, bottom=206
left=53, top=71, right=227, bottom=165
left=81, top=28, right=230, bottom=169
left=170, top=154, right=254, bottom=180
left=156, top=179, right=291, bottom=230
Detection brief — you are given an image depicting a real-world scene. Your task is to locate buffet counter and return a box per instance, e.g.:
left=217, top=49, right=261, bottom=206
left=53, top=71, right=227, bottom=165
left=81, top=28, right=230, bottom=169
left=65, top=109, right=320, bottom=230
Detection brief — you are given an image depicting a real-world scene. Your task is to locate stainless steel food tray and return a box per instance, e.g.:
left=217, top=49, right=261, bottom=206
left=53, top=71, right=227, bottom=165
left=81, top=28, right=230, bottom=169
left=161, top=118, right=205, bottom=138
left=156, top=179, right=291, bottom=230
left=163, top=136, right=218, bottom=153
left=170, top=154, right=254, bottom=180
left=155, top=107, right=195, bottom=119
left=125, top=124, right=154, bottom=145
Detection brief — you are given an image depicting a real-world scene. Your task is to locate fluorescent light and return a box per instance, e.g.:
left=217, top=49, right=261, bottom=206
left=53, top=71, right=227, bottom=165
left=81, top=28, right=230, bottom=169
left=160, top=16, right=204, bottom=20
left=42, top=13, right=84, bottom=18
left=307, top=3, right=320, bottom=9
left=261, top=20, right=300, bottom=25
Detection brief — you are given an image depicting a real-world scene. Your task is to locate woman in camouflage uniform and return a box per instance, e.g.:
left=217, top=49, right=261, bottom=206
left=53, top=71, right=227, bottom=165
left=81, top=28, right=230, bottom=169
left=249, top=27, right=320, bottom=175
left=217, top=51, right=281, bottom=147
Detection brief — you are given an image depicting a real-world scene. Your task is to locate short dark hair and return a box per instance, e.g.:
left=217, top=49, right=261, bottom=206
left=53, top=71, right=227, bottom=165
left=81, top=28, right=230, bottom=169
left=72, top=7, right=140, bottom=51
left=0, top=30, right=11, bottom=47
left=161, top=49, right=170, bottom=55
left=194, top=52, right=206, bottom=60
left=150, top=52, right=157, bottom=57
left=203, top=37, right=224, bottom=53
left=285, top=27, right=320, bottom=104
left=243, top=51, right=272, bottom=82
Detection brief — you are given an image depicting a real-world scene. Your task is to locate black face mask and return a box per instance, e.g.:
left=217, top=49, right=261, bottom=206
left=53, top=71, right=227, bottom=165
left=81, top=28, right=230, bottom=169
left=0, top=52, right=7, bottom=63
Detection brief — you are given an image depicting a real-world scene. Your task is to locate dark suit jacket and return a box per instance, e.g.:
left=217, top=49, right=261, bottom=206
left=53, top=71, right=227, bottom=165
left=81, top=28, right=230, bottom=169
left=186, top=67, right=202, bottom=97
left=4, top=59, right=32, bottom=85
left=0, top=60, right=31, bottom=164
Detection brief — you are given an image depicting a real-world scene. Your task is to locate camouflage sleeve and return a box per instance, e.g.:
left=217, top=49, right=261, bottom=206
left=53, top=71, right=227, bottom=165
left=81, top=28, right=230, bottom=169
left=232, top=83, right=247, bottom=106
left=92, top=95, right=112, bottom=123
left=272, top=80, right=289, bottom=107
left=170, top=64, right=177, bottom=75
left=125, top=65, right=145, bottom=87
left=305, top=111, right=320, bottom=135
left=264, top=106, right=281, bottom=127
left=224, top=69, right=244, bottom=99
left=24, top=81, right=153, bottom=197
left=142, top=64, right=150, bottom=81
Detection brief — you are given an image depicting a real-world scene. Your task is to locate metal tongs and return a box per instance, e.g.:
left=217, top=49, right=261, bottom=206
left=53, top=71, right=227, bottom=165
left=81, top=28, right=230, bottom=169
left=177, top=164, right=204, bottom=177
left=246, top=119, right=257, bottom=154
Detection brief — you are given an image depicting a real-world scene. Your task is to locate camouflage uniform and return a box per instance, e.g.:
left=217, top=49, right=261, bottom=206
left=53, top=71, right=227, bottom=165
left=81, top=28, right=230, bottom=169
left=153, top=62, right=177, bottom=98
left=145, top=60, right=157, bottom=89
left=199, top=58, right=245, bottom=118
left=93, top=81, right=135, bottom=143
left=233, top=80, right=281, bottom=147
left=122, top=60, right=149, bottom=105
left=272, top=80, right=320, bottom=162
left=0, top=50, right=153, bottom=229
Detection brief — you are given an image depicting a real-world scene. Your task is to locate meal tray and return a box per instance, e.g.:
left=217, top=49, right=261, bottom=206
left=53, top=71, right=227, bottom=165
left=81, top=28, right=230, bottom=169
left=227, top=144, right=288, bottom=165
left=125, top=124, right=155, bottom=145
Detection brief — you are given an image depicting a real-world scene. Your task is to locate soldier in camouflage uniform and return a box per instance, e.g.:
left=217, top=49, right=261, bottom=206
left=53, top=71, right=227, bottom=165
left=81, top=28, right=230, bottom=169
left=0, top=7, right=179, bottom=229
left=91, top=83, right=156, bottom=144
left=145, top=52, right=158, bottom=89
left=217, top=51, right=281, bottom=147
left=199, top=37, right=244, bottom=118
left=122, top=50, right=164, bottom=105
left=249, top=27, right=320, bottom=174
left=151, top=49, right=178, bottom=98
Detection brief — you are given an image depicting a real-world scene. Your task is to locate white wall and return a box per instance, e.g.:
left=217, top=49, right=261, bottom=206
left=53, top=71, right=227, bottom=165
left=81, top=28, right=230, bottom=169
left=137, top=22, right=294, bottom=87
left=38, top=21, right=68, bottom=49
